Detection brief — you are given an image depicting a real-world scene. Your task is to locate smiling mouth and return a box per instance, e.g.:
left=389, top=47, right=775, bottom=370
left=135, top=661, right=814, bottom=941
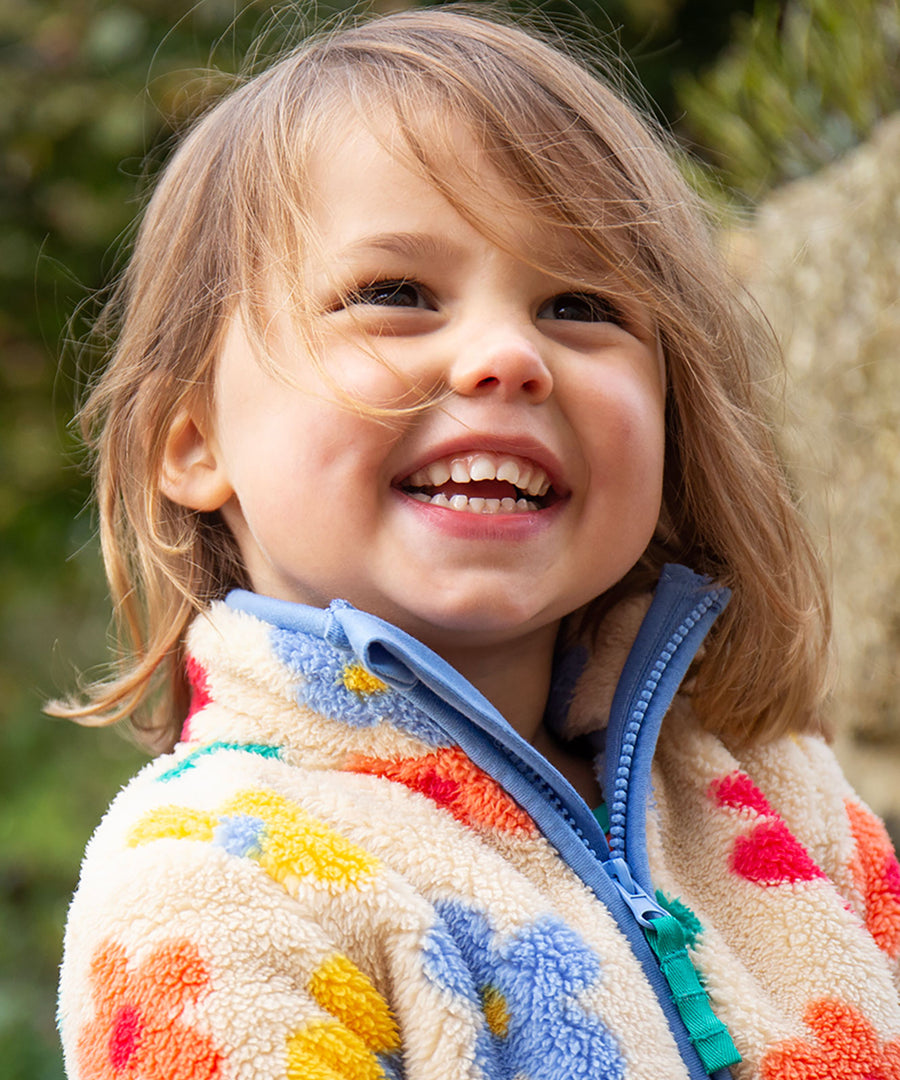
left=398, top=452, right=558, bottom=515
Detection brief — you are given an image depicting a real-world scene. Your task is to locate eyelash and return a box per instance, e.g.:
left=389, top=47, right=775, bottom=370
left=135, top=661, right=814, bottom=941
left=343, top=278, right=627, bottom=327
left=536, top=292, right=626, bottom=327
left=346, top=280, right=434, bottom=310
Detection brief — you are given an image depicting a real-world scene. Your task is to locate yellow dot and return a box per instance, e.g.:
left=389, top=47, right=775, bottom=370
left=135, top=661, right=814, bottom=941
left=127, top=805, right=216, bottom=848
left=309, top=954, right=399, bottom=1054
left=224, top=789, right=379, bottom=890
left=342, top=663, right=388, bottom=697
left=286, top=1021, right=386, bottom=1080
left=481, top=985, right=510, bottom=1038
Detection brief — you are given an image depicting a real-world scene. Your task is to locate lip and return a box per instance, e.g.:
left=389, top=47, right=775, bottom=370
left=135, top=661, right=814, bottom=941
left=392, top=434, right=569, bottom=497
left=391, top=484, right=565, bottom=539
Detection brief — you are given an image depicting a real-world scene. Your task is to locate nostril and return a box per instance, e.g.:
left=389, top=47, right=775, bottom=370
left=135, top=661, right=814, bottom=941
left=453, top=349, right=553, bottom=401
left=474, top=376, right=544, bottom=392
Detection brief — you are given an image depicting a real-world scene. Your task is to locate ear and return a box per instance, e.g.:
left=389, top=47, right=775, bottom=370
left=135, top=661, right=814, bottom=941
left=159, top=408, right=234, bottom=512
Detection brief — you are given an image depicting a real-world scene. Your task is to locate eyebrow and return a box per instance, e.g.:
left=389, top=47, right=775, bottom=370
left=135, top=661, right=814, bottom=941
left=338, top=232, right=463, bottom=263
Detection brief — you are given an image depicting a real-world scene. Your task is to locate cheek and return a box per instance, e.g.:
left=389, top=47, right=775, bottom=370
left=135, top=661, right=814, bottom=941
left=317, top=336, right=429, bottom=413
left=223, top=403, right=388, bottom=540
left=583, top=370, right=666, bottom=488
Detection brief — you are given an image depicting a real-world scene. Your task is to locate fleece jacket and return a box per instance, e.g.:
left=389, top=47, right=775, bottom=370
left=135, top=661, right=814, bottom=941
left=58, top=565, right=900, bottom=1079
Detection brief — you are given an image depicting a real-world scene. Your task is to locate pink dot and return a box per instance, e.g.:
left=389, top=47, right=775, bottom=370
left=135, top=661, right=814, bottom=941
left=109, top=1004, right=143, bottom=1070
left=419, top=769, right=460, bottom=805
left=731, top=820, right=826, bottom=886
left=185, top=656, right=212, bottom=720
left=710, top=771, right=774, bottom=818
left=884, top=855, right=900, bottom=901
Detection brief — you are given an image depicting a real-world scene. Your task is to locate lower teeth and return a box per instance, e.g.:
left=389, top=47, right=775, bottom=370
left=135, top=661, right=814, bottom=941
left=408, top=491, right=538, bottom=513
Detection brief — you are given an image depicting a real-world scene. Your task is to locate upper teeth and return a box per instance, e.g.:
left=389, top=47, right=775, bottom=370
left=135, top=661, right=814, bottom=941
left=405, top=453, right=551, bottom=498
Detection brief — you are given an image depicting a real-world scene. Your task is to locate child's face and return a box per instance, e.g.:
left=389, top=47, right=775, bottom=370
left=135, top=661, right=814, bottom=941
left=165, top=118, right=666, bottom=659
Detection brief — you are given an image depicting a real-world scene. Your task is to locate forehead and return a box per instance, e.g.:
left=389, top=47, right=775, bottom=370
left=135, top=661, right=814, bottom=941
left=308, top=113, right=524, bottom=229
left=301, top=109, right=609, bottom=281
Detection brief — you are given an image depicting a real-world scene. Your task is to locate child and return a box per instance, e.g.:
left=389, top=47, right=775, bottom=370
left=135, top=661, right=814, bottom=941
left=56, top=8, right=900, bottom=1080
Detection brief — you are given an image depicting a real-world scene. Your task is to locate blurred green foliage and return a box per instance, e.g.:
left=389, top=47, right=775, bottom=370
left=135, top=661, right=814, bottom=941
left=677, top=0, right=900, bottom=198
left=0, top=4, right=297, bottom=1075
left=3, top=0, right=892, bottom=1075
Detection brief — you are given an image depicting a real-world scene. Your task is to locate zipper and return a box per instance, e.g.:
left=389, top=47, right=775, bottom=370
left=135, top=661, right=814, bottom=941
left=606, top=857, right=668, bottom=927
left=605, top=571, right=731, bottom=874
left=596, top=569, right=740, bottom=1075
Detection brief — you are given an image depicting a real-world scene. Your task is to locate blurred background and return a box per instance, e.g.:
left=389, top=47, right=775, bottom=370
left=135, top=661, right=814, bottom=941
left=2, top=0, right=898, bottom=1075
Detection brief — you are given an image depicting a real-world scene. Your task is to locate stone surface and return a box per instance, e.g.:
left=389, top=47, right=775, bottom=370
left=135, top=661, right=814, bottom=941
left=734, top=114, right=900, bottom=830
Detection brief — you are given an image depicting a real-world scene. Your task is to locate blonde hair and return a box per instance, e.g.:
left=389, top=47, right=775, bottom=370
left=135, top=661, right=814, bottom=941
left=54, top=5, right=831, bottom=750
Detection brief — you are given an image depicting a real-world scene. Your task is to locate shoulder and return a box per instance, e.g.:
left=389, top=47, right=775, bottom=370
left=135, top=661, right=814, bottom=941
left=654, top=708, right=900, bottom=968
left=59, top=744, right=413, bottom=1079
left=655, top=708, right=874, bottom=878
left=72, top=739, right=392, bottom=904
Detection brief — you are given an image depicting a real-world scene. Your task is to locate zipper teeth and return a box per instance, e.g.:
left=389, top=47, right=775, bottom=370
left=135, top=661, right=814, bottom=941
left=492, top=738, right=594, bottom=851
left=607, top=590, right=724, bottom=859
left=479, top=587, right=725, bottom=866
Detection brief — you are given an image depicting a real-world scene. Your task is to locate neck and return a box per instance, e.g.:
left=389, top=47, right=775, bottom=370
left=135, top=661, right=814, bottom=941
left=437, top=622, right=603, bottom=808
left=435, top=622, right=559, bottom=742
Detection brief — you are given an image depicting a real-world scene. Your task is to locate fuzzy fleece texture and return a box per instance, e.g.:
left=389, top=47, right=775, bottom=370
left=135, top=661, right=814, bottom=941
left=58, top=595, right=900, bottom=1080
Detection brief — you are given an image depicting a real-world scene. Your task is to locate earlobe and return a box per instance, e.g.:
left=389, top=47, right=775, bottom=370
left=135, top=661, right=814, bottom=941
left=159, top=409, right=234, bottom=512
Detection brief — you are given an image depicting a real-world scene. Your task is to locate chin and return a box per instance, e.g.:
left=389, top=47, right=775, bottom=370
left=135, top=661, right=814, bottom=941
left=403, top=596, right=561, bottom=647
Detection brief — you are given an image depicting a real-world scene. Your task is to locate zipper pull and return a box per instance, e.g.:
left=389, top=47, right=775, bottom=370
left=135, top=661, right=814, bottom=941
left=605, top=858, right=741, bottom=1075
left=605, top=857, right=668, bottom=928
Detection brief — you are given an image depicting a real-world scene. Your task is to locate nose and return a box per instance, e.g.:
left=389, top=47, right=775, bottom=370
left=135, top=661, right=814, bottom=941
left=448, top=328, right=554, bottom=404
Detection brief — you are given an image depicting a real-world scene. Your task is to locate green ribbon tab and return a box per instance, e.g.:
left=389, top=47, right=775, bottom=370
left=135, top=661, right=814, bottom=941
left=644, top=912, right=741, bottom=1074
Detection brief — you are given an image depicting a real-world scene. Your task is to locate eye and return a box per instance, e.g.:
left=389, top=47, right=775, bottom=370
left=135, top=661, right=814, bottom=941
left=538, top=292, right=625, bottom=326
left=347, top=279, right=434, bottom=309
